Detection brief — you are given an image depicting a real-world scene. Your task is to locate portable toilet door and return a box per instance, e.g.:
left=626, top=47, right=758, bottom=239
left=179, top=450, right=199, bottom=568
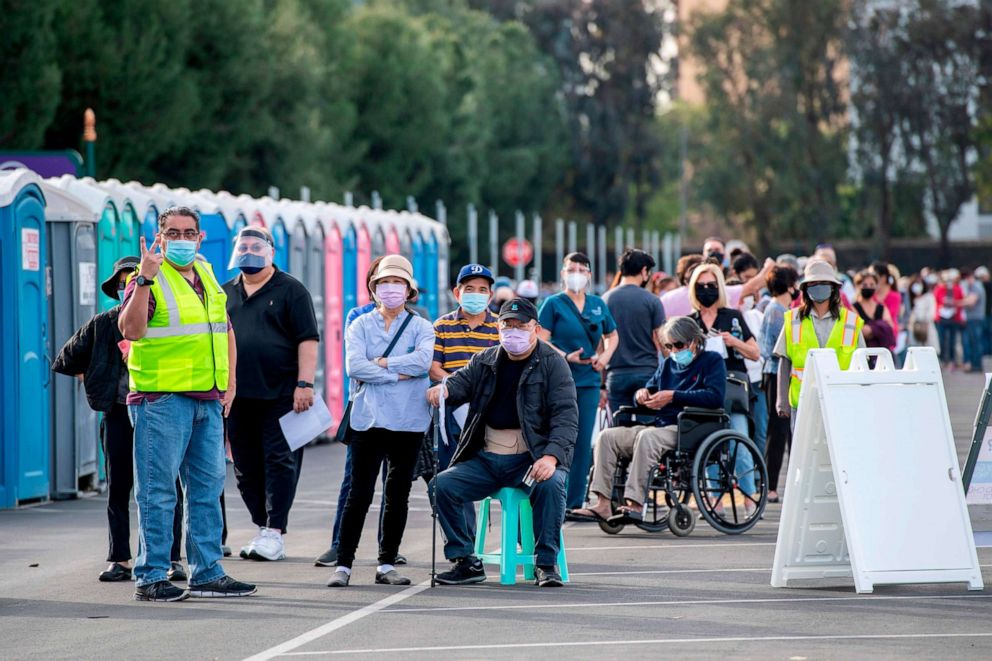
left=0, top=170, right=51, bottom=507
left=196, top=204, right=230, bottom=278
left=386, top=225, right=401, bottom=255
left=356, top=222, right=371, bottom=307
left=372, top=225, right=386, bottom=260
left=340, top=223, right=357, bottom=404
left=272, top=218, right=289, bottom=272
left=288, top=212, right=308, bottom=283
left=412, top=230, right=427, bottom=304
left=41, top=181, right=100, bottom=499
left=303, top=216, right=325, bottom=406
left=426, top=229, right=439, bottom=319
left=324, top=223, right=344, bottom=430
left=116, top=194, right=140, bottom=260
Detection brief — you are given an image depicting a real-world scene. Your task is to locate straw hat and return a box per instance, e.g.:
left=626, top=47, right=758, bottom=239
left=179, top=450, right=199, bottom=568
left=802, top=259, right=841, bottom=286
left=370, top=255, right=418, bottom=296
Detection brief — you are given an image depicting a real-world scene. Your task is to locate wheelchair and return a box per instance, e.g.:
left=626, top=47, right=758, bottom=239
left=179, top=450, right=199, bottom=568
left=592, top=405, right=768, bottom=537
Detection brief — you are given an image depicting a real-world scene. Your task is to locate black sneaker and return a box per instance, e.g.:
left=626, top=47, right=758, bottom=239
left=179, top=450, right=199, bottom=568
left=535, top=565, right=563, bottom=588
left=221, top=545, right=233, bottom=558
left=134, top=580, right=189, bottom=602
left=99, top=563, right=132, bottom=583
left=314, top=547, right=338, bottom=567
left=167, top=561, right=187, bottom=582
left=393, top=553, right=408, bottom=565
left=188, top=575, right=257, bottom=598
left=435, top=556, right=486, bottom=585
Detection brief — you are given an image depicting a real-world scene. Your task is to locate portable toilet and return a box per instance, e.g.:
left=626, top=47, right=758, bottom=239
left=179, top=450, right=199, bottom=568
left=435, top=220, right=450, bottom=317
left=317, top=203, right=345, bottom=428
left=40, top=180, right=101, bottom=499
left=356, top=211, right=372, bottom=307
left=0, top=170, right=51, bottom=507
left=89, top=178, right=139, bottom=259
left=291, top=201, right=326, bottom=408
left=106, top=180, right=159, bottom=247
left=385, top=212, right=401, bottom=254
left=425, top=222, right=440, bottom=319
left=411, top=227, right=427, bottom=306
left=283, top=200, right=309, bottom=283
left=256, top=198, right=289, bottom=271
left=340, top=211, right=359, bottom=404
left=372, top=216, right=387, bottom=259
left=53, top=176, right=121, bottom=312
left=208, top=191, right=250, bottom=281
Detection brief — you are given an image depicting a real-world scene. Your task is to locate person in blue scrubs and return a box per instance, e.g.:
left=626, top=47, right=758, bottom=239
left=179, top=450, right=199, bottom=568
left=538, top=252, right=618, bottom=514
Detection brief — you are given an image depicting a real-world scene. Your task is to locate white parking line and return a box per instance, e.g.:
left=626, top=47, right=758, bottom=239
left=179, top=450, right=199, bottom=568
left=242, top=581, right=431, bottom=661
left=572, top=567, right=770, bottom=576
left=566, top=541, right=775, bottom=552
left=379, top=592, right=992, bottom=614
left=280, top=631, right=992, bottom=656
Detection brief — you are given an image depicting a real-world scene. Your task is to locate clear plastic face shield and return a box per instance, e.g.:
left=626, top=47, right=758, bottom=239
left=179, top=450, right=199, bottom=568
left=229, top=228, right=275, bottom=274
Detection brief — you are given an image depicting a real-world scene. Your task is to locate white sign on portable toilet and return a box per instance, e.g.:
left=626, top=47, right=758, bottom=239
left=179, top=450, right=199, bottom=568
left=771, top=347, right=983, bottom=594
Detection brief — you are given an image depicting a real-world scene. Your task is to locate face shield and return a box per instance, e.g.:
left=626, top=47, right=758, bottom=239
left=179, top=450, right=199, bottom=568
left=229, top=228, right=274, bottom=274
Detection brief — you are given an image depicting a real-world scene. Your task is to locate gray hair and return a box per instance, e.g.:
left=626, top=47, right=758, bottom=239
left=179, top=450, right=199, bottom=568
left=662, top=316, right=705, bottom=348
left=158, top=206, right=201, bottom=230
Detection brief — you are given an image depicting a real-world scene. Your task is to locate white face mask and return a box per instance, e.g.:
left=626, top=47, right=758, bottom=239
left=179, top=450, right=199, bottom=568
left=564, top=272, right=588, bottom=292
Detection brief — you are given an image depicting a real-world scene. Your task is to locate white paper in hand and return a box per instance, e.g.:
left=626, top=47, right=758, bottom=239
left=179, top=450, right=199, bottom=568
left=279, top=392, right=333, bottom=451
left=705, top=335, right=728, bottom=358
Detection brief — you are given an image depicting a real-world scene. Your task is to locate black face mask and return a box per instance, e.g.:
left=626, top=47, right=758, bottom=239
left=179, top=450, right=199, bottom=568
left=708, top=252, right=724, bottom=265
left=806, top=283, right=834, bottom=303
left=695, top=285, right=720, bottom=308
left=860, top=287, right=876, bottom=300
left=790, top=288, right=801, bottom=302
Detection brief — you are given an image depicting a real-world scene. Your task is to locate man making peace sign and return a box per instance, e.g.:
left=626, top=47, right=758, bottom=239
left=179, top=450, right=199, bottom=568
left=119, top=206, right=255, bottom=602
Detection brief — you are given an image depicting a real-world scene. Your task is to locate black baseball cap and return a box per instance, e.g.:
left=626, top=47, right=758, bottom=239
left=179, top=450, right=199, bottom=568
left=101, top=256, right=140, bottom=300
left=498, top=297, right=538, bottom=323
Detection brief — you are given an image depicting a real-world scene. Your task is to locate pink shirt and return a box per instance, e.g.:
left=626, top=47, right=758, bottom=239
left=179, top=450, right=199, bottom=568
left=882, top=289, right=902, bottom=335
left=661, top=284, right=742, bottom=317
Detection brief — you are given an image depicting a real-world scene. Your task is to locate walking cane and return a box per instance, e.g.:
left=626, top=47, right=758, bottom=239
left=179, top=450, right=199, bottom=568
left=430, top=405, right=441, bottom=588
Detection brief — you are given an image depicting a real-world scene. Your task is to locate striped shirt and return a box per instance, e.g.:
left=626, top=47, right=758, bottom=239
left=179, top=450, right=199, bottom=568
left=433, top=308, right=500, bottom=372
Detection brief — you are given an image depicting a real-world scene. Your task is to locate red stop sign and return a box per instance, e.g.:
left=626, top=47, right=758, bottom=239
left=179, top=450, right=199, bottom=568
left=502, top=238, right=533, bottom=268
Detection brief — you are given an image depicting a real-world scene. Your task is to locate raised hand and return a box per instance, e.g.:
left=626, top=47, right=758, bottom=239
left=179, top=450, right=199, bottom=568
left=139, top=235, right=164, bottom=279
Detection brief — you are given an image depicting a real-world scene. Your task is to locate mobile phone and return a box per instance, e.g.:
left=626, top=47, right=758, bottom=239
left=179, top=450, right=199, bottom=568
left=522, top=465, right=536, bottom=487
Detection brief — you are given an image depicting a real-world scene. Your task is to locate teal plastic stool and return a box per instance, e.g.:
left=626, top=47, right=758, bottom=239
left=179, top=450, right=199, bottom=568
left=474, top=487, right=569, bottom=585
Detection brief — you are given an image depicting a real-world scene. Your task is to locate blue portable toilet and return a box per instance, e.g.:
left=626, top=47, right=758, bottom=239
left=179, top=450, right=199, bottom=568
left=425, top=227, right=439, bottom=319
left=0, top=169, right=51, bottom=507
left=257, top=198, right=289, bottom=271
left=40, top=180, right=101, bottom=499
left=412, top=229, right=426, bottom=303
left=204, top=191, right=248, bottom=282
left=340, top=219, right=357, bottom=403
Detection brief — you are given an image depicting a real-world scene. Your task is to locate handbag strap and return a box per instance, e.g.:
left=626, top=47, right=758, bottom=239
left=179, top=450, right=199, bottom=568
left=560, top=295, right=599, bottom=353
left=382, top=310, right=416, bottom=359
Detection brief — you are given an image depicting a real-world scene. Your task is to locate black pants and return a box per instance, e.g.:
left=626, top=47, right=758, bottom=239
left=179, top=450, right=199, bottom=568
left=228, top=396, right=303, bottom=533
left=336, top=428, right=422, bottom=568
left=762, top=375, right=791, bottom=492
left=103, top=403, right=183, bottom=562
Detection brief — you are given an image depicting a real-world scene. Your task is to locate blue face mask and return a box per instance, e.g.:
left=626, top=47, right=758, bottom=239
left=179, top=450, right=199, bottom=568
left=460, top=292, right=490, bottom=315
left=672, top=348, right=695, bottom=367
left=165, top=239, right=197, bottom=267
left=236, top=253, right=267, bottom=274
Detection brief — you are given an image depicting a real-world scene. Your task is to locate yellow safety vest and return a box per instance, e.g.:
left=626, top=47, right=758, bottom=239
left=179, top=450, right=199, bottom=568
left=783, top=307, right=863, bottom=408
left=127, top=260, right=229, bottom=393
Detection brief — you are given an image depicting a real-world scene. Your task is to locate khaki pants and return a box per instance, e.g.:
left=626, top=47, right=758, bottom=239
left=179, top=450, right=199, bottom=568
left=590, top=425, right=678, bottom=505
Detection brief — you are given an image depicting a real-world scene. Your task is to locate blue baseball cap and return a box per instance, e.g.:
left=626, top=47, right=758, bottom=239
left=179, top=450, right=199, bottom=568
left=456, top=264, right=494, bottom=285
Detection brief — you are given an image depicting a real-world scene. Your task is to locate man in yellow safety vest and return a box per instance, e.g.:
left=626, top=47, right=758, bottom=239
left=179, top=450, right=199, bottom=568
left=119, top=206, right=255, bottom=603
left=773, top=259, right=866, bottom=431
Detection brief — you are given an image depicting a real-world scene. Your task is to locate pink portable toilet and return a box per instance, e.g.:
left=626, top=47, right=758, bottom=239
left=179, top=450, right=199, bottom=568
left=356, top=214, right=372, bottom=307
left=385, top=211, right=401, bottom=254
left=322, top=212, right=345, bottom=429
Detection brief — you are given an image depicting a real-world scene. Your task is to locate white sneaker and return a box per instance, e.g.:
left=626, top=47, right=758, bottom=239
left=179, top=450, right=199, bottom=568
left=249, top=527, right=285, bottom=561
left=239, top=528, right=266, bottom=559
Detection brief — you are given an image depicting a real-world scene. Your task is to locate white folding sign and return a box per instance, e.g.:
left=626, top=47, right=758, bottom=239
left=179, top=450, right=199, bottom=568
left=771, top=348, right=983, bottom=594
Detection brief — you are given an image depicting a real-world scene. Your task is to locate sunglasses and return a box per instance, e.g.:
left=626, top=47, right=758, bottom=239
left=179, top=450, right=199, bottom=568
left=663, top=341, right=689, bottom=351
left=695, top=282, right=718, bottom=291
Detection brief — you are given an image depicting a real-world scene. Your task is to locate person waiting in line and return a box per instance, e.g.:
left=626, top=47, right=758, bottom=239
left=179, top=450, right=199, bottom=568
left=907, top=274, right=940, bottom=356
left=517, top=279, right=540, bottom=306
left=538, top=252, right=618, bottom=518
left=732, top=252, right=760, bottom=287
left=688, top=262, right=761, bottom=506
left=327, top=256, right=434, bottom=588
left=54, top=257, right=188, bottom=583
left=759, top=265, right=799, bottom=503
left=489, top=277, right=515, bottom=314
left=933, top=269, right=965, bottom=370
left=430, top=264, right=500, bottom=476
left=961, top=268, right=987, bottom=373
left=870, top=261, right=903, bottom=337
left=315, top=256, right=390, bottom=568
left=649, top=273, right=677, bottom=297
left=662, top=252, right=773, bottom=319
left=570, top=317, right=726, bottom=523
left=852, top=270, right=896, bottom=353
left=223, top=226, right=320, bottom=562
left=601, top=249, right=665, bottom=415
left=774, top=259, right=866, bottom=432
left=427, top=298, right=578, bottom=587
left=119, top=207, right=255, bottom=602
left=703, top=236, right=728, bottom=270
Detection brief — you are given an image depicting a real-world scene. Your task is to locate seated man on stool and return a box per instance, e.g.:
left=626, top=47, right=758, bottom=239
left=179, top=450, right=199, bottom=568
left=427, top=298, right=578, bottom=587
left=570, top=316, right=726, bottom=523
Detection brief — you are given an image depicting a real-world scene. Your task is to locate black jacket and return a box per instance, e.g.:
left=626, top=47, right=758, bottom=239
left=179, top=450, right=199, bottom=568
left=52, top=307, right=124, bottom=413
left=445, top=341, right=579, bottom=470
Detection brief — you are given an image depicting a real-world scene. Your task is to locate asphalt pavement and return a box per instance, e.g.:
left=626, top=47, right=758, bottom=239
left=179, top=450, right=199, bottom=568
left=2, top=368, right=992, bottom=660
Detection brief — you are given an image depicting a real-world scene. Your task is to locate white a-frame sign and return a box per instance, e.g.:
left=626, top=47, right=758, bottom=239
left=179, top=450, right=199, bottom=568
left=771, top=348, right=983, bottom=593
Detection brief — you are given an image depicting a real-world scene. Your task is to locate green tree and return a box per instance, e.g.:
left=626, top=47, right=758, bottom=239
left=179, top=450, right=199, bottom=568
left=0, top=1, right=61, bottom=149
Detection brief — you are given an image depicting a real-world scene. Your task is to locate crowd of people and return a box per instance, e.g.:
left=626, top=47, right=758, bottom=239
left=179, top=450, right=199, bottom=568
left=53, top=206, right=991, bottom=601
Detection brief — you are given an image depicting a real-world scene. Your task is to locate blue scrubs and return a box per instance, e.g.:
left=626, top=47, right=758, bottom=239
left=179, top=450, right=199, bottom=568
left=539, top=292, right=617, bottom=509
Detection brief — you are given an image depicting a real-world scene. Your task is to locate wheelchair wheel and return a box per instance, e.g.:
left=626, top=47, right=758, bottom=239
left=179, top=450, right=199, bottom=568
left=598, top=517, right=626, bottom=535
left=691, top=431, right=768, bottom=535
left=668, top=503, right=695, bottom=536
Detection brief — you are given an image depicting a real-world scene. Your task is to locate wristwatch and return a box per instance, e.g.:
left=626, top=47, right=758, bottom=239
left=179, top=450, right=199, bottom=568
left=297, top=380, right=314, bottom=389
left=135, top=275, right=155, bottom=287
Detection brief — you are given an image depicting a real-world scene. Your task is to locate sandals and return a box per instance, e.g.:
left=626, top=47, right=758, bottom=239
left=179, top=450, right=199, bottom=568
left=565, top=508, right=611, bottom=523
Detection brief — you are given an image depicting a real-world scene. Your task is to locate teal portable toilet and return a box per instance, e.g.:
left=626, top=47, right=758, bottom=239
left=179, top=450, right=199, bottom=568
left=210, top=191, right=248, bottom=282
left=0, top=169, right=51, bottom=507
left=425, top=226, right=439, bottom=319
left=40, top=180, right=100, bottom=498
left=340, top=220, right=357, bottom=403
left=87, top=177, right=138, bottom=259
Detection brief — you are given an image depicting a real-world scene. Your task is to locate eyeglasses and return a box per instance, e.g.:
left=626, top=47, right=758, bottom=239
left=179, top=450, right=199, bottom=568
left=162, top=229, right=201, bottom=241
left=663, top=341, right=688, bottom=351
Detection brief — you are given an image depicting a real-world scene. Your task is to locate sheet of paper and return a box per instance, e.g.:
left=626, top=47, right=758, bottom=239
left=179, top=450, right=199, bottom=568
left=279, top=392, right=333, bottom=451
left=705, top=335, right=728, bottom=358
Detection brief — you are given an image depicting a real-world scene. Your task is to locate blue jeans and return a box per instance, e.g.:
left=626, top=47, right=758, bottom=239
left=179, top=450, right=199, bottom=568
left=434, top=452, right=567, bottom=566
left=605, top=369, right=656, bottom=416
left=566, top=386, right=601, bottom=509
left=937, top=320, right=961, bottom=365
left=707, top=412, right=756, bottom=495
left=751, top=385, right=768, bottom=458
left=964, top=319, right=985, bottom=370
left=430, top=407, right=476, bottom=530
left=130, top=395, right=226, bottom=587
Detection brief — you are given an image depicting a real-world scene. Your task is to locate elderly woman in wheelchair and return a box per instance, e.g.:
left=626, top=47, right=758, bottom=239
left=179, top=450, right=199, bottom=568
left=569, top=316, right=767, bottom=536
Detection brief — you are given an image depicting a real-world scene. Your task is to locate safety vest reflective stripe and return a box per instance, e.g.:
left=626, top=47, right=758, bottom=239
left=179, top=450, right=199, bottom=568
left=791, top=367, right=804, bottom=381
left=791, top=313, right=802, bottom=345
left=840, top=309, right=858, bottom=347
left=143, top=322, right=228, bottom=339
